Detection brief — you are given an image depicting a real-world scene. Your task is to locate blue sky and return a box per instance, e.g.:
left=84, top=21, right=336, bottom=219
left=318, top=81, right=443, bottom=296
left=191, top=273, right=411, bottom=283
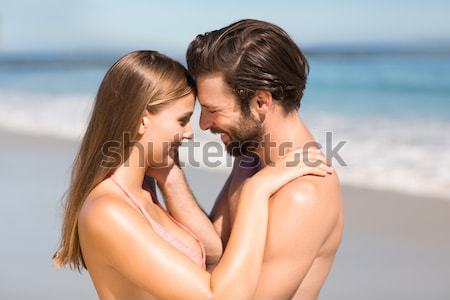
left=1, top=0, right=449, bottom=54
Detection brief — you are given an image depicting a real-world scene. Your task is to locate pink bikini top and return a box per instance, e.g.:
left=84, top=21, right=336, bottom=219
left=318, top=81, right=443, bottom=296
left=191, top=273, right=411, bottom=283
left=110, top=175, right=206, bottom=269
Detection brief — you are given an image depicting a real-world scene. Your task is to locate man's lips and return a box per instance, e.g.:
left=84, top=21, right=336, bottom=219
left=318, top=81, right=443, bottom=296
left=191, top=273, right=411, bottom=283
left=210, top=129, right=227, bottom=135
left=210, top=129, right=231, bottom=143
left=210, top=125, right=225, bottom=133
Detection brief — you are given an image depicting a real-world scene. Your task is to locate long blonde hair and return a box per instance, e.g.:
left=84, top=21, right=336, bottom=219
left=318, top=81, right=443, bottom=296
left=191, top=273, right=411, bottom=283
left=53, top=50, right=195, bottom=271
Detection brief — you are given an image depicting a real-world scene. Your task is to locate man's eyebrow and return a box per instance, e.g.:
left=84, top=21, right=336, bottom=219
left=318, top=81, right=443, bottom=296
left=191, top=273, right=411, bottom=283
left=200, top=104, right=217, bottom=110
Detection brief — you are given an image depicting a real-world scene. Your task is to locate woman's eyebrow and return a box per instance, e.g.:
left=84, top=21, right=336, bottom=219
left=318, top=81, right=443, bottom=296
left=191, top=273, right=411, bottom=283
left=179, top=111, right=193, bottom=119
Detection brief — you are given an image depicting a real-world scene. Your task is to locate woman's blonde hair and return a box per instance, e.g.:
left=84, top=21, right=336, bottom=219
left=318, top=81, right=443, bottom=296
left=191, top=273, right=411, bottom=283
left=53, top=50, right=195, bottom=271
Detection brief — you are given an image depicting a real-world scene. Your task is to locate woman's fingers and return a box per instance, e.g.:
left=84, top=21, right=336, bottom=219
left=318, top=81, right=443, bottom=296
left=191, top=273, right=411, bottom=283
left=300, top=166, right=327, bottom=177
left=277, top=148, right=334, bottom=177
left=253, top=148, right=335, bottom=196
left=300, top=161, right=334, bottom=177
left=278, top=148, right=331, bottom=168
left=307, top=155, right=333, bottom=172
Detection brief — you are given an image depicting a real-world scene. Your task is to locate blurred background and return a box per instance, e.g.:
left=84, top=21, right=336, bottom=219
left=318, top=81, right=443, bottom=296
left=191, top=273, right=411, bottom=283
left=0, top=1, right=449, bottom=299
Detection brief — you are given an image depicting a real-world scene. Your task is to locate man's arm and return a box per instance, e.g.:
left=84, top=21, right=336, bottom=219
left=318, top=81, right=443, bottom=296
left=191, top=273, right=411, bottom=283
left=253, top=177, right=342, bottom=299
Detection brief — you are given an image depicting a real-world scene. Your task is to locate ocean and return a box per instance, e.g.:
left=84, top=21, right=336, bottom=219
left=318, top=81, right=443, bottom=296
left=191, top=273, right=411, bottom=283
left=0, top=53, right=449, bottom=199
left=1, top=53, right=449, bottom=300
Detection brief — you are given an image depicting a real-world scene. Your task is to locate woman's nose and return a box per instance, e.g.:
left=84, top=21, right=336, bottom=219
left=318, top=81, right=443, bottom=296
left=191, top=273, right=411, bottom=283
left=183, top=122, right=194, bottom=140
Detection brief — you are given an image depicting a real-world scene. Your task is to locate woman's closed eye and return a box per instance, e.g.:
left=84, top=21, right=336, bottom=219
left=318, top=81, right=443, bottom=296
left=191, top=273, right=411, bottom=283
left=178, top=118, right=188, bottom=126
left=178, top=113, right=193, bottom=126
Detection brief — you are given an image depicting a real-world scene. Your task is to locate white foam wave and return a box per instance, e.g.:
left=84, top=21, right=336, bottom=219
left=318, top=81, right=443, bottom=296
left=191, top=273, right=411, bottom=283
left=0, top=92, right=92, bottom=140
left=0, top=92, right=449, bottom=199
left=304, top=113, right=450, bottom=199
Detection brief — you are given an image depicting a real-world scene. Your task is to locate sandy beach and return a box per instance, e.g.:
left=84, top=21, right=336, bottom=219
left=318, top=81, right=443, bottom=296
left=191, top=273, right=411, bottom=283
left=0, top=129, right=449, bottom=300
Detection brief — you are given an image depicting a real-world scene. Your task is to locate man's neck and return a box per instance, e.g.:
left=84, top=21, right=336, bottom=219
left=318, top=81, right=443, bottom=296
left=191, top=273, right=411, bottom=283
left=256, top=112, right=317, bottom=167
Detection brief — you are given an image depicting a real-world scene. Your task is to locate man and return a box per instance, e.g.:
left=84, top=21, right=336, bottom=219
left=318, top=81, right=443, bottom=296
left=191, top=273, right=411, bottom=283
left=158, top=19, right=344, bottom=300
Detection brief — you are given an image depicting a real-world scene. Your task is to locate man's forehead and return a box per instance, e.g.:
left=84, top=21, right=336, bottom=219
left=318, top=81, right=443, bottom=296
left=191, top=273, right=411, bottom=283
left=196, top=73, right=234, bottom=107
left=197, top=73, right=226, bottom=93
left=197, top=92, right=234, bottom=109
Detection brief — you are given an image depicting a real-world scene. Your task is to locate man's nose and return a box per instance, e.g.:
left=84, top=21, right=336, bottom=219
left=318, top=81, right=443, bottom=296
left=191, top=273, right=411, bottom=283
left=199, top=109, right=212, bottom=131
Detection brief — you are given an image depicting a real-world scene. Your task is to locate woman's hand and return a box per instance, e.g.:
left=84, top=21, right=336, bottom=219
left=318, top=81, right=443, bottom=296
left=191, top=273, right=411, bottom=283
left=145, top=147, right=182, bottom=185
left=247, top=148, right=333, bottom=197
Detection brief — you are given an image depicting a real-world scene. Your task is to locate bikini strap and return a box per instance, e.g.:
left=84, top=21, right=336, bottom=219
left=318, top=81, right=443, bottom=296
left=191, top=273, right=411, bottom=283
left=110, top=175, right=206, bottom=269
left=110, top=175, right=162, bottom=230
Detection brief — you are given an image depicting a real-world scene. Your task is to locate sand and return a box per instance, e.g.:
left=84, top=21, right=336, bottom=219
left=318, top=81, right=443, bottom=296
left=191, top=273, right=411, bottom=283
left=0, top=129, right=448, bottom=300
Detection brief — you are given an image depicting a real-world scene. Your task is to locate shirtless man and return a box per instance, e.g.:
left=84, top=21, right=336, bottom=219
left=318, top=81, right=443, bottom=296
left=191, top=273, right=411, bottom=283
left=158, top=19, right=344, bottom=299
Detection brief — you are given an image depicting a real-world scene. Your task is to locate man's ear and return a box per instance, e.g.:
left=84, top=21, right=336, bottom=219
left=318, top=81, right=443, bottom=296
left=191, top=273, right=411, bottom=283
left=138, top=110, right=151, bottom=135
left=249, top=90, right=272, bottom=120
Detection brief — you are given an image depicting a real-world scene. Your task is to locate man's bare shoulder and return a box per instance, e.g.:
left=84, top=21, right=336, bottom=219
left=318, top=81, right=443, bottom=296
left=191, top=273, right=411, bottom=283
left=268, top=173, right=342, bottom=238
left=258, top=173, right=343, bottom=300
left=272, top=171, right=340, bottom=206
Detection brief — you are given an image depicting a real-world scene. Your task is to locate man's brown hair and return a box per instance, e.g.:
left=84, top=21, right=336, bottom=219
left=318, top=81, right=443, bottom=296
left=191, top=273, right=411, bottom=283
left=186, top=19, right=309, bottom=115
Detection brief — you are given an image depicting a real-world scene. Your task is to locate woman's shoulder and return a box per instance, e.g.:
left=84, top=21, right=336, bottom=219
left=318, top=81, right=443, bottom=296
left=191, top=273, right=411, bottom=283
left=77, top=179, right=158, bottom=271
left=78, top=179, right=133, bottom=236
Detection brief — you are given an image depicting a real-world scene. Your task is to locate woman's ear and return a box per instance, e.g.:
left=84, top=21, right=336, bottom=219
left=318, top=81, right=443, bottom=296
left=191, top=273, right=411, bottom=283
left=249, top=90, right=272, bottom=120
left=138, top=111, right=151, bottom=135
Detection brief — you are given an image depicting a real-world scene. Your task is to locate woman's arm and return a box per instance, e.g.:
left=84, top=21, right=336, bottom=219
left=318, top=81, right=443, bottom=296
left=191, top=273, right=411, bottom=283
left=144, top=147, right=223, bottom=267
left=80, top=148, right=332, bottom=300
left=150, top=169, right=224, bottom=267
left=145, top=153, right=260, bottom=268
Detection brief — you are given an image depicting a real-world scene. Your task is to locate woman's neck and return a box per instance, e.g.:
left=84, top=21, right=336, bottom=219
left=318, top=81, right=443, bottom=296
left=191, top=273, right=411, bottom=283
left=112, top=145, right=148, bottom=195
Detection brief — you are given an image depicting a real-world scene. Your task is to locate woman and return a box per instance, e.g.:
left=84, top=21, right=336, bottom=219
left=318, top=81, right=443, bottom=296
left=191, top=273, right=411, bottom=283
left=53, top=50, right=333, bottom=300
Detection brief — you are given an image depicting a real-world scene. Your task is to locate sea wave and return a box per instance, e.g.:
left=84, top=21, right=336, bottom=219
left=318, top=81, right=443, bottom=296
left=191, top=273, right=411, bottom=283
left=303, top=113, right=450, bottom=199
left=0, top=92, right=92, bottom=139
left=0, top=92, right=449, bottom=199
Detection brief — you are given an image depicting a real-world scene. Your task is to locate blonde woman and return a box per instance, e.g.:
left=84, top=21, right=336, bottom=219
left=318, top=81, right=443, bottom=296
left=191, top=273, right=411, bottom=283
left=53, top=50, right=333, bottom=300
